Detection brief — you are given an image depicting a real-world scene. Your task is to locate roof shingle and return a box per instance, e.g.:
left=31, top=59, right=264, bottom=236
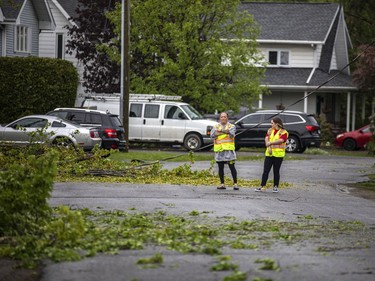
left=240, top=2, right=340, bottom=42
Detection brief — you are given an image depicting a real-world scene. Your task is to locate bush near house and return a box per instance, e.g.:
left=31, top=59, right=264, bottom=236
left=0, top=57, right=78, bottom=124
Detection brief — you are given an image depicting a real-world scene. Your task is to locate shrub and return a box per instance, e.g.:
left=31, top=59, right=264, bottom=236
left=316, top=116, right=335, bottom=146
left=0, top=148, right=57, bottom=235
left=0, top=57, right=78, bottom=123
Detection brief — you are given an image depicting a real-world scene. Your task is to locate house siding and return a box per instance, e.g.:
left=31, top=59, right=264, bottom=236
left=5, top=0, right=39, bottom=57
left=334, top=11, right=349, bottom=74
left=39, top=0, right=77, bottom=65
left=38, top=0, right=84, bottom=101
left=5, top=25, right=15, bottom=56
left=259, top=43, right=315, bottom=68
left=330, top=47, right=337, bottom=70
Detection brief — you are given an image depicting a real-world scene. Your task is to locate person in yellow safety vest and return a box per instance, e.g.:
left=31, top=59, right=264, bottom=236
left=255, top=116, right=289, bottom=193
left=210, top=112, right=239, bottom=190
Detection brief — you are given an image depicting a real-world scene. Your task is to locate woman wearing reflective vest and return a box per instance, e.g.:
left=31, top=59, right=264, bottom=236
left=210, top=112, right=239, bottom=190
left=255, top=116, right=288, bottom=193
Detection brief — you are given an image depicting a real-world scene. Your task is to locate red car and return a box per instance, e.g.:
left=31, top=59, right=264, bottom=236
left=335, top=125, right=372, bottom=150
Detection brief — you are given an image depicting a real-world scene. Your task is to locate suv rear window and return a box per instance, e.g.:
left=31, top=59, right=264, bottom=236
left=283, top=114, right=304, bottom=124
left=67, top=112, right=85, bottom=124
left=89, top=113, right=103, bottom=125
left=307, top=115, right=319, bottom=126
left=110, top=116, right=123, bottom=127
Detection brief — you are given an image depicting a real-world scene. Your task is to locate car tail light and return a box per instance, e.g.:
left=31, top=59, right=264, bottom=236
left=105, top=128, right=118, bottom=138
left=306, top=125, right=319, bottom=132
left=90, top=129, right=100, bottom=138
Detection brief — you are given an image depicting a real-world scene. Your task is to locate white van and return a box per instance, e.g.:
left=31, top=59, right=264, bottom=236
left=81, top=94, right=217, bottom=151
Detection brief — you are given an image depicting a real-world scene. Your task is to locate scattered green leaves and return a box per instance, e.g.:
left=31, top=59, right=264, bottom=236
left=1, top=207, right=373, bottom=269
left=136, top=253, right=164, bottom=266
left=211, top=256, right=238, bottom=271
left=255, top=258, right=280, bottom=271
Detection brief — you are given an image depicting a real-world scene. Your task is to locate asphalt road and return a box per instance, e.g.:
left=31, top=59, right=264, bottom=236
left=41, top=153, right=375, bottom=281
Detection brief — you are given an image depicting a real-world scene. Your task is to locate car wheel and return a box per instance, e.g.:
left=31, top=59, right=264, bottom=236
left=285, top=136, right=300, bottom=153
left=53, top=137, right=74, bottom=149
left=184, top=133, right=202, bottom=151
left=343, top=138, right=356, bottom=151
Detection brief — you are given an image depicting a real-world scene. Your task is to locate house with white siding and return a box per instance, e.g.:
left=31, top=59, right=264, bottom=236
left=1, top=1, right=360, bottom=131
left=0, top=0, right=83, bottom=102
left=241, top=2, right=358, bottom=131
left=38, top=0, right=84, bottom=99
left=0, top=0, right=54, bottom=57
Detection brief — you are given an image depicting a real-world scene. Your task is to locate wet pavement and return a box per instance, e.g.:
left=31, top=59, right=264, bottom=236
left=41, top=154, right=375, bottom=281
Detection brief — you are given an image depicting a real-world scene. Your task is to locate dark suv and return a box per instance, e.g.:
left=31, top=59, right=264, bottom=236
left=235, top=110, right=321, bottom=153
left=47, top=108, right=126, bottom=151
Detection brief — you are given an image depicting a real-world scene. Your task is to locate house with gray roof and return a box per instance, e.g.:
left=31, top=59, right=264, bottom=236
left=241, top=2, right=358, bottom=131
left=1, top=1, right=360, bottom=131
left=0, top=0, right=54, bottom=57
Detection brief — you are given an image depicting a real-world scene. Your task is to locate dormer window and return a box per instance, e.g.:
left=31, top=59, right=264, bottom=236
left=268, top=50, right=290, bottom=66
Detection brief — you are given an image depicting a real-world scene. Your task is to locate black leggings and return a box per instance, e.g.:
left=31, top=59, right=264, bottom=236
left=217, top=161, right=237, bottom=184
left=261, top=156, right=284, bottom=187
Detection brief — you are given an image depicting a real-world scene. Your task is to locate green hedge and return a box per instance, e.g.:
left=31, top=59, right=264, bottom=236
left=0, top=57, right=78, bottom=124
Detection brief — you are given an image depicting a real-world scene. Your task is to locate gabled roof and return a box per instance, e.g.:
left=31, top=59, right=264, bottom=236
left=0, top=0, right=24, bottom=22
left=53, top=0, right=79, bottom=21
left=0, top=0, right=54, bottom=29
left=240, top=2, right=340, bottom=43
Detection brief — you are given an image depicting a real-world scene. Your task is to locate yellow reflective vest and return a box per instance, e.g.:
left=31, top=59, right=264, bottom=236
left=265, top=128, right=289, bottom=157
left=214, top=123, right=235, bottom=152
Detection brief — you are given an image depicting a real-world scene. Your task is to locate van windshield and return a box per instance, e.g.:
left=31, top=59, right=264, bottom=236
left=181, top=105, right=204, bottom=120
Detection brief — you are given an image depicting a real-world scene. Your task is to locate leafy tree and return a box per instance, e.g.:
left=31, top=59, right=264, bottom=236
left=65, top=0, right=121, bottom=93
left=352, top=45, right=375, bottom=91
left=103, top=0, right=266, bottom=113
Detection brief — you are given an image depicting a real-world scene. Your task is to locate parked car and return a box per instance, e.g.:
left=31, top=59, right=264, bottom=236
left=0, top=115, right=101, bottom=151
left=234, top=110, right=321, bottom=153
left=81, top=94, right=216, bottom=151
left=46, top=108, right=126, bottom=151
left=334, top=125, right=372, bottom=150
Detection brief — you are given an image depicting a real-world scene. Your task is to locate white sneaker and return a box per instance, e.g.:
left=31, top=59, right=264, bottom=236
left=273, top=186, right=279, bottom=193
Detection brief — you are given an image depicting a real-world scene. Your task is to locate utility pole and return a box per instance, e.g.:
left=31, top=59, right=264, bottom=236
left=121, top=0, right=130, bottom=152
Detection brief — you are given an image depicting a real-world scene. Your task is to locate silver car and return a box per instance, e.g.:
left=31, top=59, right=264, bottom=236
left=0, top=115, right=102, bottom=151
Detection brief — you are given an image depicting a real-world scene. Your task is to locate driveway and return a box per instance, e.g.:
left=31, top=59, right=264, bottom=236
left=40, top=154, right=375, bottom=280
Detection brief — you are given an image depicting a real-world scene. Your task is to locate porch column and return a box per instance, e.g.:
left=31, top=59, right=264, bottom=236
left=361, top=94, right=366, bottom=123
left=304, top=91, right=308, bottom=113
left=351, top=93, right=356, bottom=131
left=259, top=93, right=263, bottom=109
left=346, top=92, right=350, bottom=132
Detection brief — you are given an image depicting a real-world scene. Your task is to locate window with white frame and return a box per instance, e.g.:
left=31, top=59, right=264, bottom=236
left=15, top=25, right=30, bottom=52
left=268, top=50, right=290, bottom=66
